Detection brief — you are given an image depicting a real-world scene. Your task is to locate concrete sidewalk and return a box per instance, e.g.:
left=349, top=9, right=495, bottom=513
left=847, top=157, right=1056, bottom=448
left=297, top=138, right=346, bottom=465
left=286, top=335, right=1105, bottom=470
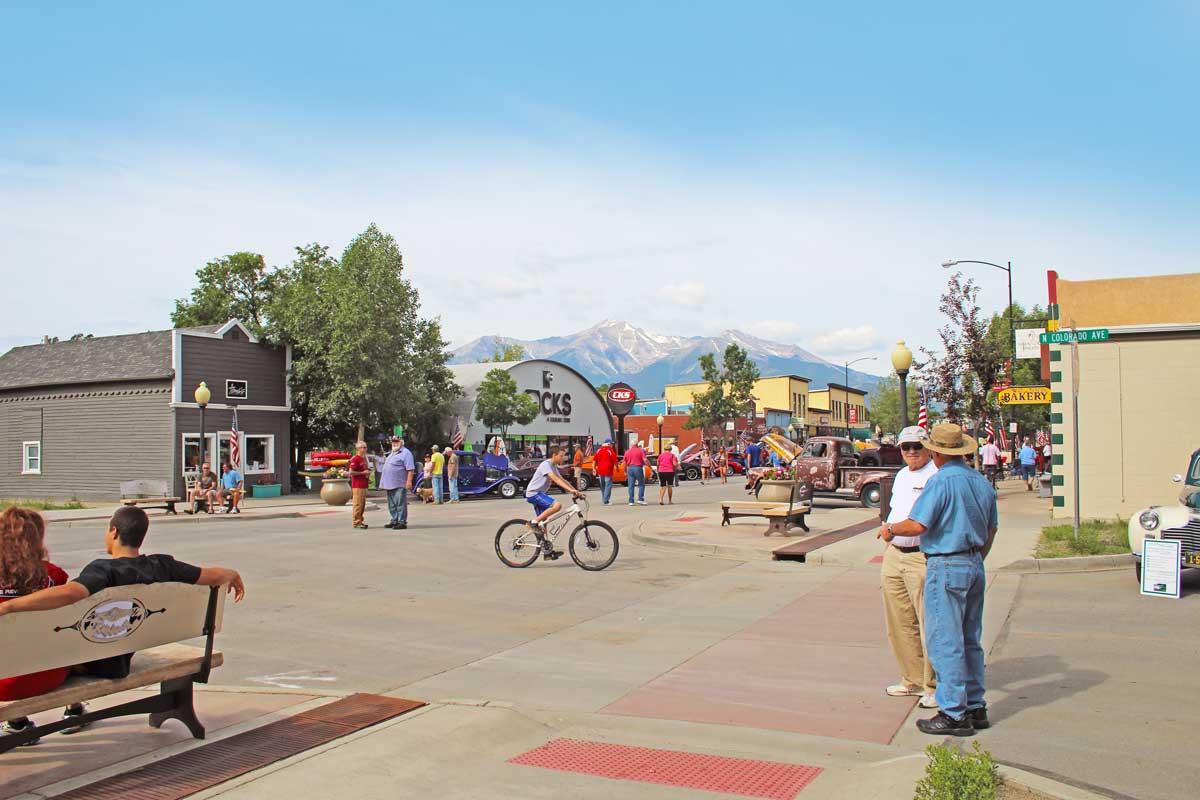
left=39, top=493, right=381, bottom=527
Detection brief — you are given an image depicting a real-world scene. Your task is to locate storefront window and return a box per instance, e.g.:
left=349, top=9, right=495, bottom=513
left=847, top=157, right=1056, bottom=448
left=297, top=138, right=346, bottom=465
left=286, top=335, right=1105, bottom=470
left=181, top=433, right=218, bottom=477
left=244, top=435, right=274, bottom=474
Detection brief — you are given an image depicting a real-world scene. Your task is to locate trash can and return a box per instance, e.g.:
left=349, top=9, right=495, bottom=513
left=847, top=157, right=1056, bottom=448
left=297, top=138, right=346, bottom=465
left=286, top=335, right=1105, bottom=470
left=879, top=473, right=896, bottom=521
left=1039, top=473, right=1053, bottom=498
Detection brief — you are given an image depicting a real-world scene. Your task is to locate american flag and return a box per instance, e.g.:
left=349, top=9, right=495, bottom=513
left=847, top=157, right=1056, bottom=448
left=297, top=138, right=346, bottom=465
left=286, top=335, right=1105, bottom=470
left=984, top=418, right=995, bottom=442
left=1036, top=429, right=1047, bottom=448
left=917, top=388, right=929, bottom=430
left=451, top=419, right=464, bottom=450
left=230, top=407, right=241, bottom=469
left=997, top=421, right=1009, bottom=451
left=584, top=434, right=594, bottom=457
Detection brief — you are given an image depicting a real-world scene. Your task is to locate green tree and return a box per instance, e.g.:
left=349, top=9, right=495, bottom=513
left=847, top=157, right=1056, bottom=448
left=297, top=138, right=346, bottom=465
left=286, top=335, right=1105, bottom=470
left=474, top=368, right=539, bottom=440
left=868, top=376, right=922, bottom=436
left=684, top=343, right=760, bottom=443
left=172, top=252, right=276, bottom=336
left=485, top=343, right=527, bottom=362
left=983, top=302, right=1050, bottom=441
left=594, top=383, right=610, bottom=396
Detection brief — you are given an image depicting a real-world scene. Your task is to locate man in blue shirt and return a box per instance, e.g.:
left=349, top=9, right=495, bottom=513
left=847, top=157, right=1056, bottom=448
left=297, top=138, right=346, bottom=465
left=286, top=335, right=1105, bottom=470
left=1017, top=437, right=1037, bottom=491
left=746, top=442, right=761, bottom=468
left=219, top=460, right=244, bottom=513
left=379, top=436, right=415, bottom=530
left=880, top=423, right=998, bottom=736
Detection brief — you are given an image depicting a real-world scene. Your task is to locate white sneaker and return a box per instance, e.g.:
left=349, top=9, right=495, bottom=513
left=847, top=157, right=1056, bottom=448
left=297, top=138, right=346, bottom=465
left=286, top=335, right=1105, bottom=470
left=885, top=684, right=921, bottom=697
left=636, top=500, right=647, bottom=506
left=919, top=693, right=938, bottom=709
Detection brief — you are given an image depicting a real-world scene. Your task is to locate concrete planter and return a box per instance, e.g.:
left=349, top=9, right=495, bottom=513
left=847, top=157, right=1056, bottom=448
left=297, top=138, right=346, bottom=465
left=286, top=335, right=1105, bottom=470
left=320, top=478, right=352, bottom=506
left=758, top=480, right=799, bottom=503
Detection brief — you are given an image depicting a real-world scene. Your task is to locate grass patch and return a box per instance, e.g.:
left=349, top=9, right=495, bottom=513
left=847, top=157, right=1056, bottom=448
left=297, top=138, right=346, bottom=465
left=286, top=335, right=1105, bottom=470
left=1036, top=518, right=1128, bottom=558
left=0, top=498, right=87, bottom=512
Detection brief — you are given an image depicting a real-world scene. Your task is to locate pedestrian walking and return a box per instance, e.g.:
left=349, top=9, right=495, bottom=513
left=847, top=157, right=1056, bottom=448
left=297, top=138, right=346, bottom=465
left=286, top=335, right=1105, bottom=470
left=430, top=445, right=445, bottom=504
left=718, top=446, right=729, bottom=484
left=656, top=445, right=677, bottom=504
left=348, top=441, right=371, bottom=529
left=625, top=440, right=648, bottom=506
left=594, top=438, right=617, bottom=504
left=878, top=426, right=939, bottom=709
left=1017, top=438, right=1037, bottom=491
left=670, top=444, right=681, bottom=488
left=881, top=423, right=998, bottom=736
left=573, top=444, right=585, bottom=489
left=379, top=436, right=414, bottom=530
left=980, top=436, right=1001, bottom=488
left=446, top=448, right=460, bottom=502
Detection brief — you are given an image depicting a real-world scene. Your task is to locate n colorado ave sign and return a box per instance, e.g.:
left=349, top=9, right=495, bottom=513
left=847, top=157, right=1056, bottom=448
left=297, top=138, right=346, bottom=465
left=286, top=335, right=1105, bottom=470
left=1040, top=328, right=1109, bottom=344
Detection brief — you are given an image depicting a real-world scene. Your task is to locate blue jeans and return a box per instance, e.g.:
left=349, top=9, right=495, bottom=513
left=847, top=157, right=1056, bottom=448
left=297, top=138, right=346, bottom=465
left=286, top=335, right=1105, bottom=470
left=628, top=466, right=645, bottom=503
left=448, top=477, right=459, bottom=501
left=923, top=554, right=986, bottom=720
left=600, top=476, right=613, bottom=504
left=432, top=476, right=443, bottom=503
left=386, top=487, right=408, bottom=525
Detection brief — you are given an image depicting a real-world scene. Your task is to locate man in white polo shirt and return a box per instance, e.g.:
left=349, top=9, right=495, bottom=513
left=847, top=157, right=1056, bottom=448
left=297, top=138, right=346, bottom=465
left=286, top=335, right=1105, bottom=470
left=879, top=425, right=939, bottom=709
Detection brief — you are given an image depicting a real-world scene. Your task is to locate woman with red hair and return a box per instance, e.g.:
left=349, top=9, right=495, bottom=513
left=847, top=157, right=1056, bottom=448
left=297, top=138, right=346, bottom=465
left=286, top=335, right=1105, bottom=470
left=0, top=507, right=71, bottom=744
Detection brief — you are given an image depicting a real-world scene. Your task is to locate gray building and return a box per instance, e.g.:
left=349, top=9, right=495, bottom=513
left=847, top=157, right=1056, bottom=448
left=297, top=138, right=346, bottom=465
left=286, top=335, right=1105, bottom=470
left=0, top=320, right=291, bottom=500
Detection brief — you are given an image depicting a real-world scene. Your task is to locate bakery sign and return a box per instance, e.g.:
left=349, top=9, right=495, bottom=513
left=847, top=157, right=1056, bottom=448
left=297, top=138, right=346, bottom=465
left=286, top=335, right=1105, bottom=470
left=997, top=386, right=1051, bottom=405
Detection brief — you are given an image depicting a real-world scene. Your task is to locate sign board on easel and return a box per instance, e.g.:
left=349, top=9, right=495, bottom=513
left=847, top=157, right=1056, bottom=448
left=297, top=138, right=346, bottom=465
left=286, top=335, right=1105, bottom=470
left=1140, top=539, right=1181, bottom=599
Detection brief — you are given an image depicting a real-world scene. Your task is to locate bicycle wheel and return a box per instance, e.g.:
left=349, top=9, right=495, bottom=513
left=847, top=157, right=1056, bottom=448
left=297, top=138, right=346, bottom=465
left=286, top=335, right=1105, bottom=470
left=495, top=520, right=541, bottom=568
left=568, top=520, right=619, bottom=571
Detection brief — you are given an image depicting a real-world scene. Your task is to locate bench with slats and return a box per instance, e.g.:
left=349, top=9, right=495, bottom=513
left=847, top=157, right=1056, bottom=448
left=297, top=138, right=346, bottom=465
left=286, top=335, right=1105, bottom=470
left=120, top=479, right=182, bottom=515
left=0, top=583, right=224, bottom=754
left=720, top=501, right=812, bottom=535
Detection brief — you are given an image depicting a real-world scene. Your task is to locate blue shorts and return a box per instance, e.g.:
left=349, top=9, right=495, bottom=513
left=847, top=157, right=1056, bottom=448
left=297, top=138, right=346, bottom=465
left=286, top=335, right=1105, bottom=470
left=526, top=492, right=555, bottom=515
left=1018, top=463, right=1035, bottom=478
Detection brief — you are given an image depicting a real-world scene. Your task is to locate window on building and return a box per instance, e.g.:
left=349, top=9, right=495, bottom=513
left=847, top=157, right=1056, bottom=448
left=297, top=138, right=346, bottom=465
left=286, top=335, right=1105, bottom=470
left=181, top=434, right=219, bottom=477
left=243, top=435, right=275, bottom=474
left=22, top=441, right=41, bottom=474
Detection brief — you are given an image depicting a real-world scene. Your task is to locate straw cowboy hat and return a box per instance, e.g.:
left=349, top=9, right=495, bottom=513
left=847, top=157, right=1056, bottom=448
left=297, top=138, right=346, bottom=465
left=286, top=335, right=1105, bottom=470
left=922, top=423, right=979, bottom=456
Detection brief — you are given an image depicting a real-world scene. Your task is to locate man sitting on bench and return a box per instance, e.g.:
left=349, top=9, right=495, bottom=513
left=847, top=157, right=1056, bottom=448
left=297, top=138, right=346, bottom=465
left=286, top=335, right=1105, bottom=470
left=187, top=463, right=220, bottom=514
left=218, top=459, right=244, bottom=514
left=0, top=507, right=245, bottom=690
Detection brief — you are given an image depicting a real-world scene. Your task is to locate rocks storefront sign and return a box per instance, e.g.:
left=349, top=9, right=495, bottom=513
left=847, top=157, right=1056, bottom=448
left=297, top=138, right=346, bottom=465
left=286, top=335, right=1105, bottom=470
left=525, top=369, right=573, bottom=423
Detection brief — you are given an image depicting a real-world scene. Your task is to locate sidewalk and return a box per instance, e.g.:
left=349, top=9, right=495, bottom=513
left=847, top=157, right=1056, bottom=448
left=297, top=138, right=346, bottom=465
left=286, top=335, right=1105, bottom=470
left=40, top=493, right=380, bottom=527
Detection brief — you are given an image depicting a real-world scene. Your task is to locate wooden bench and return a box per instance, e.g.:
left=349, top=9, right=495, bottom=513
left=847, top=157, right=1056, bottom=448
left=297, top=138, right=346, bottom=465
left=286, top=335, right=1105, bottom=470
left=120, top=479, right=182, bottom=515
left=720, top=501, right=812, bottom=535
left=0, top=583, right=224, bottom=754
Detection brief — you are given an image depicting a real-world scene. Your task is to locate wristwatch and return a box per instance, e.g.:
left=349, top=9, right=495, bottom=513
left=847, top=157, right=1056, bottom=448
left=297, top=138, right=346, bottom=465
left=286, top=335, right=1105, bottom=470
left=883, top=524, right=894, bottom=542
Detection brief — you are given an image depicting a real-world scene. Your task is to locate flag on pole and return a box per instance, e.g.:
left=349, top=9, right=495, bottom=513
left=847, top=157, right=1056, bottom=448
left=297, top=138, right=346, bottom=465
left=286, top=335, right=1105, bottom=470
left=452, top=419, right=464, bottom=450
left=230, top=407, right=241, bottom=469
left=984, top=418, right=995, bottom=442
left=917, top=388, right=929, bottom=430
left=999, top=421, right=1009, bottom=451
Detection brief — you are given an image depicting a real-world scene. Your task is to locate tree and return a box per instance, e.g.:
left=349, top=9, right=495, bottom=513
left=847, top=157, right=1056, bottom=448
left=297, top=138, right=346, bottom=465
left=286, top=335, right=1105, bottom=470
left=172, top=252, right=276, bottom=336
left=485, top=344, right=527, bottom=362
left=868, top=376, right=921, bottom=436
left=984, top=302, right=1050, bottom=440
left=684, top=343, right=760, bottom=443
left=594, top=383, right=610, bottom=396
left=474, top=368, right=538, bottom=440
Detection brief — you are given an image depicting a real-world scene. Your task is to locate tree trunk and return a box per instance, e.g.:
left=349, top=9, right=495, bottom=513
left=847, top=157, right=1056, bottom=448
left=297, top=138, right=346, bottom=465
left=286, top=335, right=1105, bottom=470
left=357, top=420, right=366, bottom=444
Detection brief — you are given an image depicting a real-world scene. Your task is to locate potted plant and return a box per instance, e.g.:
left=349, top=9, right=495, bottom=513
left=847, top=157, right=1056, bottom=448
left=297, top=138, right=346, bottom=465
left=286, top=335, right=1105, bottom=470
left=756, top=463, right=807, bottom=503
left=320, top=466, right=352, bottom=506
left=251, top=473, right=282, bottom=498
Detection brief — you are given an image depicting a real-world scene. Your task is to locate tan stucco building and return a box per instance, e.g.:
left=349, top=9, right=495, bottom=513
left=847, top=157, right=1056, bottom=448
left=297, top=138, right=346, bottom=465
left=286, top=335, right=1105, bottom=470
left=807, top=384, right=869, bottom=437
left=664, top=374, right=810, bottom=432
left=1048, top=270, right=1200, bottom=519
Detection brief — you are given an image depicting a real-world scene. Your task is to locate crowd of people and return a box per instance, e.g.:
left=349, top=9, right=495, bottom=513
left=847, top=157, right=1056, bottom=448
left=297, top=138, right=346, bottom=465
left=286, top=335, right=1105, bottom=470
left=0, top=505, right=244, bottom=745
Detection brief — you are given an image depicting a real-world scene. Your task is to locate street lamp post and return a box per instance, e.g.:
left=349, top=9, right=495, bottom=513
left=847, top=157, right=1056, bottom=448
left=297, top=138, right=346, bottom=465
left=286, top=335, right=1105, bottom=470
left=656, top=414, right=665, bottom=455
left=844, top=356, right=876, bottom=437
left=194, top=382, right=211, bottom=478
left=891, top=341, right=914, bottom=429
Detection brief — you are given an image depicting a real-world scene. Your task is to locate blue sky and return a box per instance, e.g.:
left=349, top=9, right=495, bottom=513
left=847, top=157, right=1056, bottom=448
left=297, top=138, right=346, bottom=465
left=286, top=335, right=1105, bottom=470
left=2, top=2, right=1197, bottom=371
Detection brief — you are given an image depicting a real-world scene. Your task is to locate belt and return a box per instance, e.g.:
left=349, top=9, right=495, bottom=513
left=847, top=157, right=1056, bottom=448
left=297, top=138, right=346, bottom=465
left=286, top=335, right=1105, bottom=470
left=892, top=544, right=922, bottom=554
left=926, top=547, right=981, bottom=558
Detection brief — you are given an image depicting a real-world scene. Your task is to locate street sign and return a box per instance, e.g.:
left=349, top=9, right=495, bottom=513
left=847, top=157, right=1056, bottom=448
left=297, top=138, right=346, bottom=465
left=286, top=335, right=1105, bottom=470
left=997, top=386, right=1051, bottom=405
left=1040, top=328, right=1109, bottom=345
left=848, top=406, right=858, bottom=424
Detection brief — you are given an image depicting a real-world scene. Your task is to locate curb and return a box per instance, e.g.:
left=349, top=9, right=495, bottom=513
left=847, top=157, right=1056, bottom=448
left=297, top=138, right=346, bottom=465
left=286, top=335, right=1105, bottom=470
left=46, top=503, right=382, bottom=528
left=999, top=553, right=1133, bottom=574
left=999, top=765, right=1113, bottom=800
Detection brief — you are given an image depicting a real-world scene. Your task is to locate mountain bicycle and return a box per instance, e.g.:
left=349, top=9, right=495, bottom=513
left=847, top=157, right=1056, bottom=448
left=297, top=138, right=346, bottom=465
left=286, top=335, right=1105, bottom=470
left=494, top=496, right=619, bottom=571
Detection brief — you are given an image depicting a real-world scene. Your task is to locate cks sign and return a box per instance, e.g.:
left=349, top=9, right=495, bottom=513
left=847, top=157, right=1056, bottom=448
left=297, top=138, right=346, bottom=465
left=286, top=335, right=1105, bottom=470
left=606, top=383, right=637, bottom=416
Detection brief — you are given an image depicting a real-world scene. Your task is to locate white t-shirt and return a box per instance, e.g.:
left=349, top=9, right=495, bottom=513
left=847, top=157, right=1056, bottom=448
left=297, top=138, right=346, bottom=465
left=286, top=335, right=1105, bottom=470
left=886, top=460, right=939, bottom=547
left=525, top=459, right=559, bottom=497
left=980, top=443, right=1001, bottom=466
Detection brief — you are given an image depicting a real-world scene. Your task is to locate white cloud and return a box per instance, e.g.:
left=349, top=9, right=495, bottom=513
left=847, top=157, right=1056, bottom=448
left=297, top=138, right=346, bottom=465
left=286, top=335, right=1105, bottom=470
left=657, top=280, right=708, bottom=308
left=807, top=325, right=882, bottom=357
left=748, top=320, right=804, bottom=341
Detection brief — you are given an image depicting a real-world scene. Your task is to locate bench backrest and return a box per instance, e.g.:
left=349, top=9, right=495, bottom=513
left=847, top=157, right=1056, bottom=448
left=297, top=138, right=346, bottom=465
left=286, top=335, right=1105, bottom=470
left=120, top=479, right=172, bottom=499
left=0, top=583, right=224, bottom=679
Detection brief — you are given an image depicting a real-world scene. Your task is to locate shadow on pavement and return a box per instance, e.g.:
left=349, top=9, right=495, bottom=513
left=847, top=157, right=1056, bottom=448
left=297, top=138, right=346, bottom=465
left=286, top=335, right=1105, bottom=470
left=984, top=654, right=1107, bottom=726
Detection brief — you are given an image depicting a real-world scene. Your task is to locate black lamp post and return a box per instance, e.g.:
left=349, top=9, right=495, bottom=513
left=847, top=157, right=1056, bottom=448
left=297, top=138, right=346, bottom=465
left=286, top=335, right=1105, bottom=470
left=891, top=341, right=914, bottom=429
left=195, top=381, right=211, bottom=477
left=656, top=414, right=665, bottom=455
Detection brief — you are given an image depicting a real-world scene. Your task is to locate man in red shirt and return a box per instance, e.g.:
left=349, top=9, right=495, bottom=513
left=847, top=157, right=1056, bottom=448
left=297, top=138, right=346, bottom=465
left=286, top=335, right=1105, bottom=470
left=593, top=438, right=617, bottom=505
left=348, top=441, right=371, bottom=529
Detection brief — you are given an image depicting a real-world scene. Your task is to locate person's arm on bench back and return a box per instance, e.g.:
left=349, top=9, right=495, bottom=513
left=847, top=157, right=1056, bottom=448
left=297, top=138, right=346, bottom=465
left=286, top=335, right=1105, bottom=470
left=0, top=581, right=89, bottom=615
left=196, top=567, right=246, bottom=602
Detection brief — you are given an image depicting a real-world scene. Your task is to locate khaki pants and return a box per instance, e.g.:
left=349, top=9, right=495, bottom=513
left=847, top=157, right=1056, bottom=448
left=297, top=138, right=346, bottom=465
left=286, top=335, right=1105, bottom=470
left=351, top=487, right=367, bottom=527
left=882, top=545, right=935, bottom=693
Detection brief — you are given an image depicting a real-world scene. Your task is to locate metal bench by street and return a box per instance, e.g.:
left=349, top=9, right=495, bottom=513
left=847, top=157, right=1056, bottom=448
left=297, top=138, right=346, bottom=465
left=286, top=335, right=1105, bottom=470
left=0, top=583, right=224, bottom=754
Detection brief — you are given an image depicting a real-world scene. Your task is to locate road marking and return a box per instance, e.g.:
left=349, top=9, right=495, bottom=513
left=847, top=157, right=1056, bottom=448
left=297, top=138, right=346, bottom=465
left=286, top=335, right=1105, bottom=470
left=248, top=670, right=339, bottom=689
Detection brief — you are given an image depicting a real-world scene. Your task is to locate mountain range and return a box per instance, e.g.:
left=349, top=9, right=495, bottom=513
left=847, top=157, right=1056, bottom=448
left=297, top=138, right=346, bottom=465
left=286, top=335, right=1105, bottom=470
left=449, top=320, right=883, bottom=398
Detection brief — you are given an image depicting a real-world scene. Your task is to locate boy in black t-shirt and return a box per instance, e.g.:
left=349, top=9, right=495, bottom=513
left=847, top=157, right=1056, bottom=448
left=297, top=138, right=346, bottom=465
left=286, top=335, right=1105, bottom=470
left=0, top=506, right=245, bottom=681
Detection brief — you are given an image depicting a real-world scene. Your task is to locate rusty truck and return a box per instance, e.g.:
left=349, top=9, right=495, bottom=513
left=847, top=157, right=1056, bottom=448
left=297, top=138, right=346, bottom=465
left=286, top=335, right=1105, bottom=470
left=746, top=434, right=901, bottom=508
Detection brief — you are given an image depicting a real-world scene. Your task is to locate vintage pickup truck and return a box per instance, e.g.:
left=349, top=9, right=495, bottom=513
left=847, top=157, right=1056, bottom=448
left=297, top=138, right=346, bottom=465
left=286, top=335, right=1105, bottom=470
left=1128, top=447, right=1200, bottom=582
left=746, top=434, right=900, bottom=508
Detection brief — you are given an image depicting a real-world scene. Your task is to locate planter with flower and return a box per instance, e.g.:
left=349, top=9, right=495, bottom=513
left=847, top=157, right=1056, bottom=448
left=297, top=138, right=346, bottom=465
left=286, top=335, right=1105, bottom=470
left=320, top=467, right=352, bottom=506
left=754, top=463, right=810, bottom=503
left=251, top=473, right=282, bottom=498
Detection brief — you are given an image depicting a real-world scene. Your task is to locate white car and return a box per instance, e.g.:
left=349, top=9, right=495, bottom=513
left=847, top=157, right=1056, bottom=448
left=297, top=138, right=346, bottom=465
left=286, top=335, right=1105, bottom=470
left=1128, top=448, right=1200, bottom=582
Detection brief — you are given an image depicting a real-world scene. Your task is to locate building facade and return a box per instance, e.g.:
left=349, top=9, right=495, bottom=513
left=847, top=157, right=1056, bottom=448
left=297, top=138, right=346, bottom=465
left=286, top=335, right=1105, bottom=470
left=0, top=320, right=291, bottom=500
left=807, top=384, right=869, bottom=438
left=1046, top=270, right=1200, bottom=520
left=664, top=374, right=810, bottom=435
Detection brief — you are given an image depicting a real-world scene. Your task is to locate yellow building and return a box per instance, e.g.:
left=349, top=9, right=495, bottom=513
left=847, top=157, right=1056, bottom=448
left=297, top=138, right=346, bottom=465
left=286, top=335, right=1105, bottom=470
left=807, top=384, right=869, bottom=437
left=1048, top=270, right=1200, bottom=519
left=664, top=374, right=810, bottom=431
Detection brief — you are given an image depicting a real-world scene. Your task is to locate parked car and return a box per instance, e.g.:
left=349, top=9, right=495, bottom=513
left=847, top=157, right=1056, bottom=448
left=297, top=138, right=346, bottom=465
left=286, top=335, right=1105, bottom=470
left=415, top=450, right=524, bottom=499
left=678, top=447, right=746, bottom=479
left=581, top=454, right=657, bottom=485
left=510, top=457, right=582, bottom=492
left=1128, top=448, right=1200, bottom=582
left=747, top=434, right=900, bottom=508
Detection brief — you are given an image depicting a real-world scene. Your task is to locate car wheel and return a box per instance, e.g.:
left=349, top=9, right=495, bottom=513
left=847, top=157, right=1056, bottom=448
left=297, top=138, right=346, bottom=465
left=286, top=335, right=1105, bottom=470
left=684, top=466, right=700, bottom=482
left=498, top=481, right=518, bottom=499
left=860, top=483, right=881, bottom=508
left=577, top=473, right=591, bottom=491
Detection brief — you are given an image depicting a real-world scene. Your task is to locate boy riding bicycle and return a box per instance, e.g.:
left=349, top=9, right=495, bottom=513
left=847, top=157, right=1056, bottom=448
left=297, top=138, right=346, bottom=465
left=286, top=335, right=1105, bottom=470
left=525, top=446, right=585, bottom=560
